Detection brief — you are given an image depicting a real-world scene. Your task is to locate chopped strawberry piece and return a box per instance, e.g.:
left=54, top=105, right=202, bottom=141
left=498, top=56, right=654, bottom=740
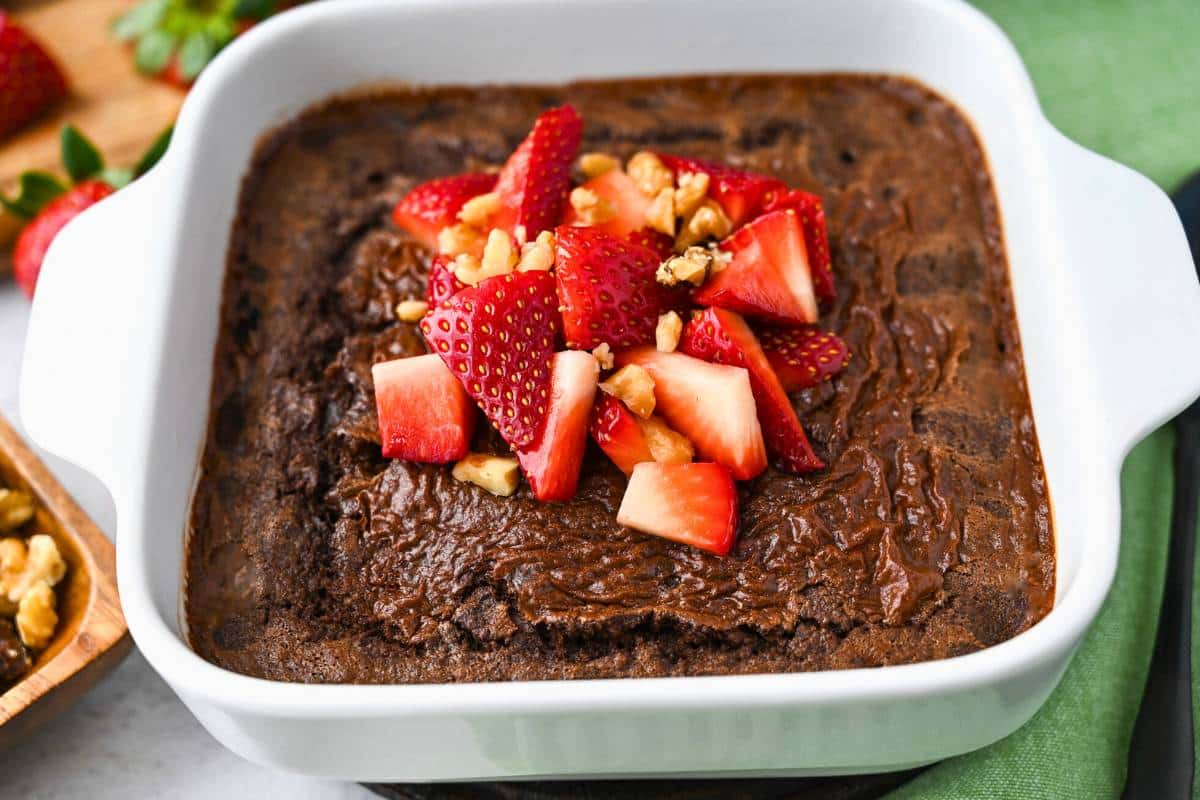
left=764, top=189, right=835, bottom=303
left=627, top=227, right=675, bottom=261
left=555, top=225, right=681, bottom=350
left=759, top=326, right=851, bottom=392
left=617, top=462, right=739, bottom=556
left=372, top=354, right=476, bottom=462
left=493, top=105, right=582, bottom=241
left=681, top=308, right=823, bottom=473
left=424, top=254, right=467, bottom=306
left=616, top=348, right=766, bottom=480
left=656, top=154, right=786, bottom=227
left=13, top=180, right=114, bottom=298
left=0, top=13, right=68, bottom=140
left=516, top=351, right=599, bottom=501
left=695, top=209, right=818, bottom=326
left=564, top=169, right=650, bottom=238
left=391, top=172, right=498, bottom=249
left=589, top=393, right=654, bottom=475
left=420, top=271, right=560, bottom=449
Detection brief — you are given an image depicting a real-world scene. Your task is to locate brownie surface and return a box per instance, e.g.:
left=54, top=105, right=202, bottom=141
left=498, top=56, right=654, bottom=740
left=186, top=75, right=1055, bottom=683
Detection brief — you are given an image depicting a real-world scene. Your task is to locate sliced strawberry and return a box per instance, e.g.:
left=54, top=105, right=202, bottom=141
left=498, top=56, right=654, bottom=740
left=681, top=308, right=823, bottom=473
left=656, top=154, right=786, bottom=227
left=589, top=393, right=654, bottom=475
left=516, top=350, right=599, bottom=501
left=695, top=209, right=818, bottom=326
left=493, top=105, right=582, bottom=241
left=13, top=180, right=114, bottom=298
left=617, top=462, right=739, bottom=556
left=0, top=13, right=68, bottom=140
left=391, top=172, right=498, bottom=249
left=764, top=189, right=835, bottom=303
left=425, top=254, right=467, bottom=306
left=616, top=348, right=766, bottom=480
left=627, top=227, right=675, bottom=261
left=564, top=169, right=650, bottom=238
left=759, top=326, right=851, bottom=392
left=372, top=354, right=475, bottom=462
left=420, top=271, right=560, bottom=448
left=555, top=225, right=680, bottom=350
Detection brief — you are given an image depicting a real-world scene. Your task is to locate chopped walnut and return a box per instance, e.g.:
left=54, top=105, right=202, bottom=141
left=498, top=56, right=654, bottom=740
left=627, top=151, right=673, bottom=197
left=3, top=534, right=66, bottom=607
left=0, top=489, right=34, bottom=533
left=591, top=343, right=615, bottom=371
left=438, top=223, right=485, bottom=258
left=569, top=187, right=615, bottom=225
left=644, top=187, right=676, bottom=236
left=452, top=454, right=521, bottom=497
left=657, top=246, right=715, bottom=288
left=655, top=312, right=683, bottom=353
left=480, top=228, right=519, bottom=276
left=638, top=416, right=694, bottom=464
left=457, top=191, right=501, bottom=227
left=0, top=538, right=25, bottom=616
left=674, top=171, right=710, bottom=218
left=579, top=152, right=621, bottom=179
left=452, top=253, right=484, bottom=285
left=599, top=364, right=656, bottom=418
left=395, top=300, right=429, bottom=322
left=517, top=230, right=556, bottom=272
left=676, top=199, right=733, bottom=250
left=16, top=581, right=56, bottom=650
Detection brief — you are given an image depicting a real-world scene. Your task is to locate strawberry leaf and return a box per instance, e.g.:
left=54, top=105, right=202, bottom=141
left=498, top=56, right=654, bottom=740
left=135, top=28, right=178, bottom=74
left=178, top=30, right=217, bottom=80
left=112, top=0, right=168, bottom=42
left=96, top=168, right=134, bottom=190
left=0, top=172, right=67, bottom=219
left=61, top=125, right=104, bottom=183
left=135, top=126, right=173, bottom=177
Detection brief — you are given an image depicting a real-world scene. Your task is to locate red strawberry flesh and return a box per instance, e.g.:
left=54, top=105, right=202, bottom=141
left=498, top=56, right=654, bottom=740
left=617, top=462, right=739, bottom=556
left=555, top=225, right=680, bottom=351
left=517, top=350, right=599, bottom=501
left=759, top=326, right=851, bottom=392
left=494, top=105, right=582, bottom=241
left=392, top=172, right=498, bottom=250
left=425, top=254, right=467, bottom=306
left=695, top=209, right=818, bottom=325
left=420, top=271, right=560, bottom=449
left=681, top=308, right=823, bottom=473
left=656, top=153, right=786, bottom=227
left=564, top=169, right=650, bottom=239
left=764, top=189, right=835, bottom=303
left=13, top=180, right=114, bottom=298
left=372, top=354, right=475, bottom=462
left=616, top=347, right=766, bottom=481
left=589, top=393, right=654, bottom=476
left=0, top=13, right=68, bottom=140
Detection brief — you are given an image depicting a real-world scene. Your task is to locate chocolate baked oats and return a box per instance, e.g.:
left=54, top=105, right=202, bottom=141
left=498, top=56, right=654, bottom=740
left=186, top=75, right=1054, bottom=684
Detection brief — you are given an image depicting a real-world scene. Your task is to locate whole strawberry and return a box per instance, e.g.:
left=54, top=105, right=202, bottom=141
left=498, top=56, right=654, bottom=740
left=0, top=12, right=68, bottom=140
left=4, top=125, right=171, bottom=297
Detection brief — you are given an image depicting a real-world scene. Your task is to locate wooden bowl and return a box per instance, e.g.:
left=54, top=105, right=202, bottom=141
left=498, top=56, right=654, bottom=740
left=0, top=412, right=130, bottom=748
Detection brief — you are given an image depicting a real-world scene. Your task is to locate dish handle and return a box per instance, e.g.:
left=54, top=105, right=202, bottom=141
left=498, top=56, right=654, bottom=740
left=19, top=168, right=165, bottom=494
left=1047, top=128, right=1200, bottom=459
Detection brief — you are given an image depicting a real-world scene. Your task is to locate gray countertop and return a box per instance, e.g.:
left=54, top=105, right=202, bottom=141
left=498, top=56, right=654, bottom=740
left=0, top=285, right=372, bottom=799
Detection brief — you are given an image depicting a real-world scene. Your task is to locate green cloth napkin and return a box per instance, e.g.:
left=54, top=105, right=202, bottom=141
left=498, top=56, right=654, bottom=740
left=887, top=2, right=1200, bottom=798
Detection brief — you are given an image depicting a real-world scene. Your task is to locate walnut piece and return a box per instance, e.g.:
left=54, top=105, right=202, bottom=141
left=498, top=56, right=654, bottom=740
left=676, top=200, right=732, bottom=250
left=0, top=538, right=25, bottom=616
left=395, top=300, right=429, bottom=322
left=569, top=187, right=615, bottom=225
left=438, top=223, right=485, bottom=258
left=591, top=343, right=615, bottom=371
left=655, top=311, right=683, bottom=353
left=644, top=187, right=676, bottom=236
left=657, top=247, right=715, bottom=288
left=599, top=365, right=656, bottom=418
left=480, top=228, right=519, bottom=277
left=579, top=152, right=621, bottom=179
left=0, top=489, right=34, bottom=533
left=674, top=171, right=710, bottom=218
left=638, top=416, right=694, bottom=464
left=452, top=454, right=521, bottom=497
left=626, top=151, right=673, bottom=197
left=517, top=230, right=556, bottom=272
left=16, top=581, right=56, bottom=650
left=457, top=191, right=501, bottom=227
left=2, top=534, right=66, bottom=607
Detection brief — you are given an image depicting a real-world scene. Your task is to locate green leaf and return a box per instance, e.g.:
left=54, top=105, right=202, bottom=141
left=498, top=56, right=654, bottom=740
left=134, top=126, right=173, bottom=177
left=178, top=30, right=217, bottom=81
left=60, top=125, right=105, bottom=183
left=111, top=0, right=168, bottom=42
left=232, top=0, right=276, bottom=20
left=135, top=28, right=178, bottom=75
left=96, top=168, right=135, bottom=190
left=0, top=172, right=68, bottom=219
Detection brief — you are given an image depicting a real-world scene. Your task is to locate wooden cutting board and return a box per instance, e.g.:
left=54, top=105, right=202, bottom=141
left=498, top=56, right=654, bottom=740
left=0, top=0, right=183, bottom=272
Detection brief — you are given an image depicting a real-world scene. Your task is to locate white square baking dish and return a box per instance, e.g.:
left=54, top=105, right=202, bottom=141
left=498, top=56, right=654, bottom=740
left=17, top=0, right=1200, bottom=782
